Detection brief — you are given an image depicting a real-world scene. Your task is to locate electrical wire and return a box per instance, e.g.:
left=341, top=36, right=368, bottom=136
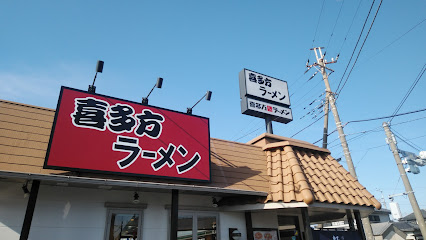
left=291, top=115, right=324, bottom=138
left=347, top=107, right=426, bottom=123
left=307, top=0, right=326, bottom=61
left=360, top=18, right=426, bottom=66
left=392, top=115, right=426, bottom=126
left=325, top=0, right=345, bottom=51
left=336, top=0, right=376, bottom=92
left=338, top=0, right=364, bottom=54
left=337, top=0, right=384, bottom=96
left=391, top=128, right=422, bottom=152
left=389, top=63, right=426, bottom=123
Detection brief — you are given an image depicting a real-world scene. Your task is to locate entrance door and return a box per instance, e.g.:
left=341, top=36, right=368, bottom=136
left=278, top=216, right=301, bottom=240
left=177, top=211, right=218, bottom=240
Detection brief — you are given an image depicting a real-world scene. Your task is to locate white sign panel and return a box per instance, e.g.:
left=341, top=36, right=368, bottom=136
left=239, top=69, right=290, bottom=106
left=241, top=97, right=293, bottom=124
left=389, top=202, right=402, bottom=220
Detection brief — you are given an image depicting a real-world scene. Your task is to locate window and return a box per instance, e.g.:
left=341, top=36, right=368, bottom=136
left=105, top=208, right=143, bottom=240
left=368, top=215, right=380, bottom=223
left=177, top=211, right=218, bottom=240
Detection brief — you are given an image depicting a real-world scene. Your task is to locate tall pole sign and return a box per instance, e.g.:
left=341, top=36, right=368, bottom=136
left=239, top=69, right=292, bottom=133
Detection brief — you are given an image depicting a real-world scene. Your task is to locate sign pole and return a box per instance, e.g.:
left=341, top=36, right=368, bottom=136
left=265, top=116, right=273, bottom=134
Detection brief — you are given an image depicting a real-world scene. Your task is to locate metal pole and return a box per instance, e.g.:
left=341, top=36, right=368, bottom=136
left=265, top=116, right=273, bottom=134
left=170, top=189, right=179, bottom=240
left=245, top=211, right=254, bottom=240
left=20, top=180, right=40, bottom=240
left=383, top=122, right=426, bottom=238
left=354, top=210, right=367, bottom=240
left=346, top=209, right=355, bottom=231
left=301, top=208, right=313, bottom=240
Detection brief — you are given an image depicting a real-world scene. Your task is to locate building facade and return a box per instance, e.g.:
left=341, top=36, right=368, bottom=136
left=0, top=99, right=381, bottom=240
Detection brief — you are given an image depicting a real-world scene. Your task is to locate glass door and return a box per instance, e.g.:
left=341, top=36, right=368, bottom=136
left=177, top=211, right=218, bottom=240
left=106, top=209, right=142, bottom=240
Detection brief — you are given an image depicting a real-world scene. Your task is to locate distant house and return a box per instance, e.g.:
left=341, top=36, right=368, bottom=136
left=371, top=221, right=421, bottom=240
left=370, top=209, right=424, bottom=240
left=371, top=222, right=407, bottom=240
left=401, top=209, right=426, bottom=224
left=369, top=209, right=391, bottom=223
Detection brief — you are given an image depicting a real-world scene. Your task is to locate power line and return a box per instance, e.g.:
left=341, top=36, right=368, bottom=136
left=347, top=107, right=426, bottom=123
left=360, top=18, right=426, bottom=65
left=391, top=128, right=422, bottom=152
left=307, top=0, right=326, bottom=61
left=392, top=115, right=426, bottom=126
left=338, top=0, right=364, bottom=54
left=336, top=0, right=376, bottom=92
left=325, top=0, right=346, bottom=51
left=389, top=63, right=426, bottom=123
left=337, top=0, right=384, bottom=96
left=291, top=115, right=324, bottom=138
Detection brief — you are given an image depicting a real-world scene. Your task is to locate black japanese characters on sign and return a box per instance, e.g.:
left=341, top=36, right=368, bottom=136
left=240, top=69, right=290, bottom=106
left=259, top=86, right=286, bottom=101
left=249, top=101, right=291, bottom=116
left=241, top=97, right=293, bottom=124
left=248, top=73, right=272, bottom=87
left=240, top=68, right=293, bottom=124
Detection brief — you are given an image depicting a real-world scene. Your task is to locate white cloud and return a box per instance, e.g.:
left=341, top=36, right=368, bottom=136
left=0, top=63, right=90, bottom=108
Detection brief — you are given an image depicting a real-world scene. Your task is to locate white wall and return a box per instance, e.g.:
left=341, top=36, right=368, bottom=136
left=0, top=181, right=28, bottom=240
left=252, top=211, right=279, bottom=229
left=1, top=181, right=270, bottom=240
left=219, top=212, right=247, bottom=240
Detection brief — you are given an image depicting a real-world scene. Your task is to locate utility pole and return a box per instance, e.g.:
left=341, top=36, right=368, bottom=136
left=383, top=122, right=426, bottom=238
left=307, top=47, right=374, bottom=240
left=308, top=47, right=357, bottom=177
left=376, top=189, right=388, bottom=209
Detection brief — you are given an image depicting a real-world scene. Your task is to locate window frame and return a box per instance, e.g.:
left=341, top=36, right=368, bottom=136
left=104, top=204, right=146, bottom=240
left=177, top=210, right=220, bottom=240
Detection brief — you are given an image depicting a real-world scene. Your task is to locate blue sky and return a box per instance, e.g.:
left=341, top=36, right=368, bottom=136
left=1, top=1, right=425, bottom=217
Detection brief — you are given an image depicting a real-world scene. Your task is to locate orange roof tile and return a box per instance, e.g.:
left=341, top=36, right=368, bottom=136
left=257, top=133, right=381, bottom=209
left=1, top=100, right=381, bottom=209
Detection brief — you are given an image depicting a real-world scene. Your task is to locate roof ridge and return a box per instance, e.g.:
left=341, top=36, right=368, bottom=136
left=0, top=99, right=55, bottom=112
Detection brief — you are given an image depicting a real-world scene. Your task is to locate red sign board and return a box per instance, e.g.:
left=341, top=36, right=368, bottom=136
left=44, top=87, right=210, bottom=182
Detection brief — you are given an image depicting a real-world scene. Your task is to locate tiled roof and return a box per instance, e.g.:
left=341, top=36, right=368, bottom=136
left=0, top=99, right=269, bottom=194
left=250, top=133, right=381, bottom=209
left=401, top=209, right=426, bottom=221
left=371, top=222, right=393, bottom=235
left=0, top=99, right=381, bottom=209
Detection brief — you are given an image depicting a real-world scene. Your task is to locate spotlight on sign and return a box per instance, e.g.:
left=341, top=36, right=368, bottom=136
left=88, top=60, right=104, bottom=93
left=187, top=91, right=212, bottom=115
left=212, top=197, right=219, bottom=208
left=133, top=192, right=140, bottom=204
left=22, top=181, right=30, bottom=198
left=142, top=77, right=163, bottom=105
